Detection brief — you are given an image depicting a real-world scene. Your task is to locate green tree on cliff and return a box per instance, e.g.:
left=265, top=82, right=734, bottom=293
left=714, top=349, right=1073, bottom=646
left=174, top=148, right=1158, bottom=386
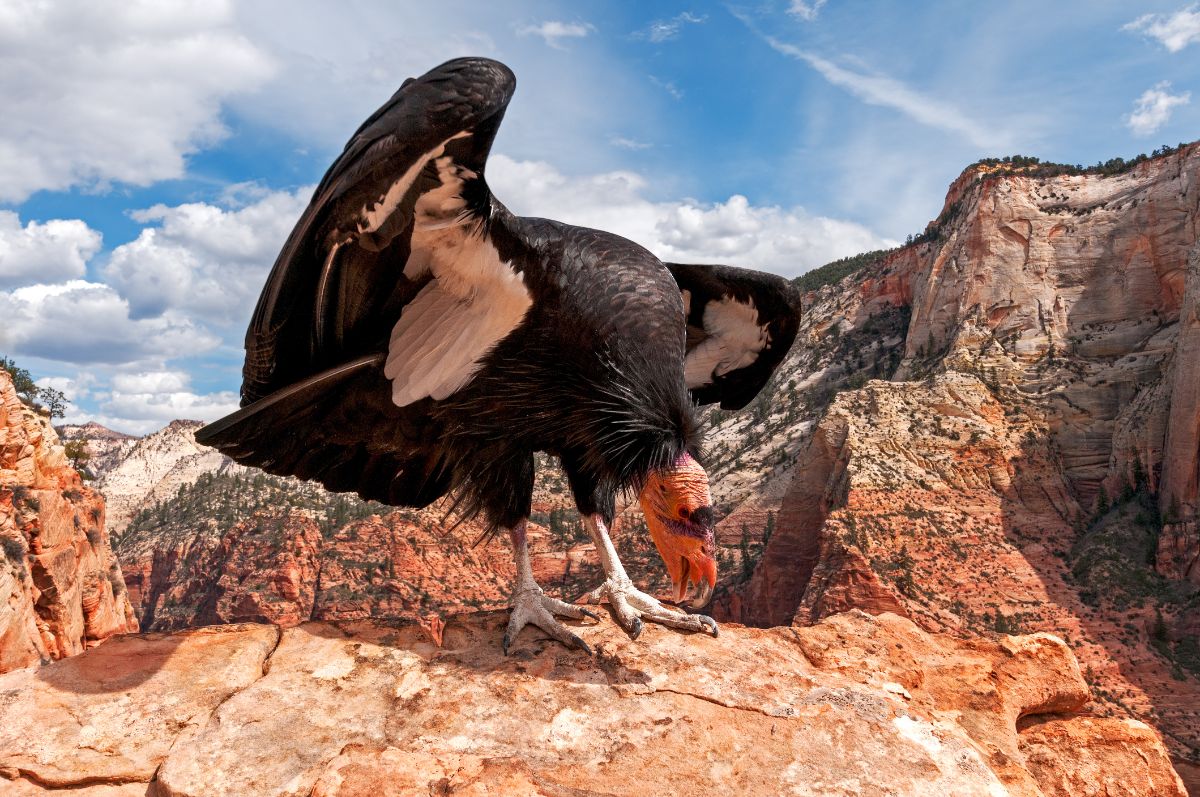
left=0, top=356, right=38, bottom=401
left=0, top=356, right=70, bottom=418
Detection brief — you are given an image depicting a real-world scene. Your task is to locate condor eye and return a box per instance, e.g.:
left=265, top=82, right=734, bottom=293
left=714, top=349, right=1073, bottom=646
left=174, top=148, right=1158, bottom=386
left=678, top=507, right=691, bottom=520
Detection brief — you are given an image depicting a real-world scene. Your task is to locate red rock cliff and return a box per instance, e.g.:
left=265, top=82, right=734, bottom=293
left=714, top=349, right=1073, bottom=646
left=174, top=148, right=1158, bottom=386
left=0, top=370, right=137, bottom=673
left=0, top=610, right=1187, bottom=796
left=716, top=145, right=1200, bottom=789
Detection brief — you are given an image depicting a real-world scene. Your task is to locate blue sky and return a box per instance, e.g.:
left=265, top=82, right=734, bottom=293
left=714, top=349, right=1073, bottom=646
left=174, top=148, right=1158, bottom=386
left=1, top=1, right=1197, bottom=433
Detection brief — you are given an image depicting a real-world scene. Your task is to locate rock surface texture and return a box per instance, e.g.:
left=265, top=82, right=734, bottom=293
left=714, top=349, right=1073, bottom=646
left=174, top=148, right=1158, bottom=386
left=0, top=371, right=137, bottom=673
left=0, top=610, right=1185, bottom=797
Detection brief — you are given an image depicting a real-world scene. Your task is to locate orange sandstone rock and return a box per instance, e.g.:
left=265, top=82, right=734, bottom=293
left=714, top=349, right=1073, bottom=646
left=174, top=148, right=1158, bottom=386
left=0, top=610, right=1184, bottom=797
left=0, top=371, right=136, bottom=673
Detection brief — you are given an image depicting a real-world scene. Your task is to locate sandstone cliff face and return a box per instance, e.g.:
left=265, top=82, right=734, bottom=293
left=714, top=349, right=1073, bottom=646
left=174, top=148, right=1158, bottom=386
left=0, top=609, right=1185, bottom=796
left=0, top=371, right=137, bottom=673
left=116, top=498, right=679, bottom=636
left=118, top=508, right=514, bottom=632
left=884, top=146, right=1200, bottom=522
left=713, top=146, right=1200, bottom=788
left=1161, top=242, right=1200, bottom=584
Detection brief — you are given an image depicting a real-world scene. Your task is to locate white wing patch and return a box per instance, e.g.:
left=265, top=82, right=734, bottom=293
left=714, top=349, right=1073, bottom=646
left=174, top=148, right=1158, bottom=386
left=358, top=144, right=442, bottom=234
left=357, top=131, right=472, bottom=234
left=684, top=296, right=770, bottom=389
left=414, top=154, right=476, bottom=231
left=385, top=228, right=531, bottom=407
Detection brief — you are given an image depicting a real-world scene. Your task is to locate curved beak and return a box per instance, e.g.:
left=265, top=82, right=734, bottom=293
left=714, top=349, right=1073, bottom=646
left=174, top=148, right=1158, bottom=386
left=644, top=506, right=717, bottom=610
left=674, top=551, right=717, bottom=608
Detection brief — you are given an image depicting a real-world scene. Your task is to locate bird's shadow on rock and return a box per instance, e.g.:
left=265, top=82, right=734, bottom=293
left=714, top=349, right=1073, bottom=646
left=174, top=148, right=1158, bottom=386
left=33, top=626, right=214, bottom=695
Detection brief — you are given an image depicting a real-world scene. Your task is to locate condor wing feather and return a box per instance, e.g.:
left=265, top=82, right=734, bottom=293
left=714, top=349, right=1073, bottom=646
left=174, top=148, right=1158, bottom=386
left=241, top=57, right=518, bottom=405
left=199, top=58, right=527, bottom=506
left=665, top=263, right=803, bottom=411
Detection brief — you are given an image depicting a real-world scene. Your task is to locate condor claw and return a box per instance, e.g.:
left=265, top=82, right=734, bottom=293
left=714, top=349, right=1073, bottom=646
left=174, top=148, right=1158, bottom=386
left=504, top=588, right=596, bottom=656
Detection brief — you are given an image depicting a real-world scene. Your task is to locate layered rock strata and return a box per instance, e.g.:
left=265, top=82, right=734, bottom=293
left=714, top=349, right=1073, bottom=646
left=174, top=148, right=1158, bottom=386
left=714, top=145, right=1200, bottom=787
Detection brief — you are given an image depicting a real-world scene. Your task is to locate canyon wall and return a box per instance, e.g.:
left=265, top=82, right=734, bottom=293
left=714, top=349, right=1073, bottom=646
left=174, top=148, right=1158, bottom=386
left=715, top=144, right=1200, bottom=786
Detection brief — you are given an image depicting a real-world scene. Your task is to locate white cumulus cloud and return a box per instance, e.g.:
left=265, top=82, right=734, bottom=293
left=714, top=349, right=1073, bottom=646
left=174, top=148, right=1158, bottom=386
left=1124, top=5, right=1200, bottom=52
left=105, top=187, right=311, bottom=324
left=0, top=0, right=276, bottom=201
left=99, top=369, right=240, bottom=433
left=0, top=212, right=102, bottom=289
left=488, top=155, right=894, bottom=276
left=0, top=281, right=217, bottom=365
left=516, top=20, right=593, bottom=50
left=1125, top=81, right=1191, bottom=136
left=110, top=370, right=193, bottom=395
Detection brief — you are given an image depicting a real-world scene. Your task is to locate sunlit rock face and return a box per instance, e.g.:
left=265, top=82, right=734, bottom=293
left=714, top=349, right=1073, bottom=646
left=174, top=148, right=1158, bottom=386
left=711, top=144, right=1200, bottom=788
left=0, top=370, right=137, bottom=673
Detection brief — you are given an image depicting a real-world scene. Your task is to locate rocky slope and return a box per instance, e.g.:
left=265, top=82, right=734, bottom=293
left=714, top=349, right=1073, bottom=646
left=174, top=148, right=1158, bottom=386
left=0, top=371, right=137, bottom=673
left=0, top=609, right=1185, bottom=796
left=84, top=419, right=249, bottom=537
left=56, top=422, right=136, bottom=481
left=707, top=143, right=1200, bottom=787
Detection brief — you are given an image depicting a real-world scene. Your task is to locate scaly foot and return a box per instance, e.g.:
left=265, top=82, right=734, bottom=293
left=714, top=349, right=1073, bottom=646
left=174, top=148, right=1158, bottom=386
left=580, top=577, right=719, bottom=640
left=504, top=586, right=598, bottom=655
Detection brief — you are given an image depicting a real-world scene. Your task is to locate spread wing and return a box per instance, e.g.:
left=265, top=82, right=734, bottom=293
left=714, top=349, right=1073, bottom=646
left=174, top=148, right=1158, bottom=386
left=197, top=58, right=530, bottom=504
left=665, top=263, right=803, bottom=411
left=240, top=56, right=524, bottom=406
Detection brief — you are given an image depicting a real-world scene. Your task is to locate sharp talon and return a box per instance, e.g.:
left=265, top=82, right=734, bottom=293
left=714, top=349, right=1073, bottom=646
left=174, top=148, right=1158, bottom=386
left=579, top=607, right=601, bottom=623
left=587, top=578, right=718, bottom=642
left=570, top=634, right=593, bottom=655
left=628, top=617, right=643, bottom=640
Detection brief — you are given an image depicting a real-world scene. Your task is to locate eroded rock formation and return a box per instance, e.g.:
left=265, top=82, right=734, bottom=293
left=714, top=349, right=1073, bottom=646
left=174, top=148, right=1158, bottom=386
left=91, top=419, right=248, bottom=537
left=714, top=145, right=1200, bottom=788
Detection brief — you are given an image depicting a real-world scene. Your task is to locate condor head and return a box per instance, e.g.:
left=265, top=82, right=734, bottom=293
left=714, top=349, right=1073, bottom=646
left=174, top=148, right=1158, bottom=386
left=638, top=452, right=717, bottom=609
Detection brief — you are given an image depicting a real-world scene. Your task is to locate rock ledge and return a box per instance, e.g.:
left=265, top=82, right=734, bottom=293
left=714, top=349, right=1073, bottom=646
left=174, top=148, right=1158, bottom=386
left=0, top=610, right=1185, bottom=796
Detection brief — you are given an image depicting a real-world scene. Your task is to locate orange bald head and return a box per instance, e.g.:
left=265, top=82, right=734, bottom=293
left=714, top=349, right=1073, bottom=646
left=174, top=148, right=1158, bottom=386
left=638, top=452, right=717, bottom=608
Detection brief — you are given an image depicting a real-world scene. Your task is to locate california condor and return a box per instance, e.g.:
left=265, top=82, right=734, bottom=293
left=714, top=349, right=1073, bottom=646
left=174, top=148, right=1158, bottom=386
left=197, top=57, right=802, bottom=654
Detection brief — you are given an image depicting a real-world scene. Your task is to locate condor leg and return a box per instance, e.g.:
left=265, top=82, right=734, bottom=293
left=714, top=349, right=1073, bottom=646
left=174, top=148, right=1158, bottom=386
left=578, top=515, right=718, bottom=639
left=503, top=520, right=598, bottom=655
